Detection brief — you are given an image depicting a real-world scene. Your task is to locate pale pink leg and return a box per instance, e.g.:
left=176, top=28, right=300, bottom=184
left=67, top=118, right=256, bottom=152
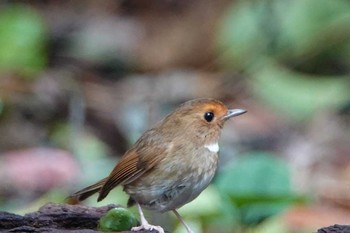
left=173, top=209, right=194, bottom=233
left=131, top=203, right=165, bottom=233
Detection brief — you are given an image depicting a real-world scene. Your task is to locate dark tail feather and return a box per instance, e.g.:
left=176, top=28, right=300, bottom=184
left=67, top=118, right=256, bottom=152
left=66, top=178, right=107, bottom=204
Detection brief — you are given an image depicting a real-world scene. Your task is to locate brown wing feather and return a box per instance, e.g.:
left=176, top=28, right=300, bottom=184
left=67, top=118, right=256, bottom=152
left=97, top=151, right=139, bottom=201
left=67, top=178, right=107, bottom=203
left=97, top=129, right=169, bottom=201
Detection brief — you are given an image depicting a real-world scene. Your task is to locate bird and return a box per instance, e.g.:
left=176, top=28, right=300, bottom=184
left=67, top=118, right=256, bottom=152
left=68, top=98, right=246, bottom=233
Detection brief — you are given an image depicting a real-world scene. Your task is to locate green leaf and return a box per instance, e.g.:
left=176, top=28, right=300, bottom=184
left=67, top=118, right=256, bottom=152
left=217, top=1, right=271, bottom=69
left=279, top=0, right=350, bottom=57
left=250, top=62, right=350, bottom=120
left=215, top=152, right=299, bottom=226
left=216, top=0, right=350, bottom=73
left=0, top=5, right=47, bottom=78
left=98, top=207, right=138, bottom=232
left=216, top=152, right=292, bottom=197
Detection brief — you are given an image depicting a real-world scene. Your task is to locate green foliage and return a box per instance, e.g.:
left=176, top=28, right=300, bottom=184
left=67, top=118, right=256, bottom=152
left=215, top=152, right=302, bottom=226
left=217, top=0, right=350, bottom=120
left=217, top=0, right=350, bottom=71
left=277, top=0, right=350, bottom=62
left=0, top=5, right=47, bottom=78
left=98, top=207, right=138, bottom=232
left=50, top=122, right=115, bottom=184
left=251, top=63, right=350, bottom=120
left=217, top=0, right=273, bottom=69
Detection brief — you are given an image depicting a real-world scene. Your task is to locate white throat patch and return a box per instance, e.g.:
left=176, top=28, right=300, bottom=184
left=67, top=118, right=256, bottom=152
left=204, top=143, right=219, bottom=153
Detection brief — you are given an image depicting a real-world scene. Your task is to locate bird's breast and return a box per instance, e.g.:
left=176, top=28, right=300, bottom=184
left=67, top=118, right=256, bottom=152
left=188, top=147, right=218, bottom=197
left=124, top=142, right=219, bottom=212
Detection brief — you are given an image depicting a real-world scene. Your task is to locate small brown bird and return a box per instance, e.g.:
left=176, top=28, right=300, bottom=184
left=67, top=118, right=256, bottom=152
left=69, top=98, right=246, bottom=233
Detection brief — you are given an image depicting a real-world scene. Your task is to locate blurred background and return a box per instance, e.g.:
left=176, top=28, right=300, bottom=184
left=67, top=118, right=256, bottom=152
left=0, top=0, right=349, bottom=232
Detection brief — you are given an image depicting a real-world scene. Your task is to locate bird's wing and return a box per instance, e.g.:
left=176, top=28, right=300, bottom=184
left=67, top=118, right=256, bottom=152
left=67, top=178, right=107, bottom=203
left=97, top=129, right=169, bottom=201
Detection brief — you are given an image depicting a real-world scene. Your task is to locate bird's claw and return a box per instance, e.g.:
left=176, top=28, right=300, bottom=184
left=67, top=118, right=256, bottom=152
left=131, top=223, right=165, bottom=233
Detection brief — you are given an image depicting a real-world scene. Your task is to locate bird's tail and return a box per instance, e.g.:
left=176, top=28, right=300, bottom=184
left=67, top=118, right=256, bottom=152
left=66, top=178, right=107, bottom=204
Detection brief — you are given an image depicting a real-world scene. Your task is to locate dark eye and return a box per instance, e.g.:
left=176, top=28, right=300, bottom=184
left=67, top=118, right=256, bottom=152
left=204, top=112, right=214, bottom=122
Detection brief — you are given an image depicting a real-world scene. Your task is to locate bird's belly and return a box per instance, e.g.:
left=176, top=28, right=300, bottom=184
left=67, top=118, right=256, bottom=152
left=125, top=151, right=218, bottom=212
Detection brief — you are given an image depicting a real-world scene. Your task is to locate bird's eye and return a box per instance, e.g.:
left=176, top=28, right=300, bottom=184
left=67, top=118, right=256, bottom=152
left=204, top=112, right=214, bottom=122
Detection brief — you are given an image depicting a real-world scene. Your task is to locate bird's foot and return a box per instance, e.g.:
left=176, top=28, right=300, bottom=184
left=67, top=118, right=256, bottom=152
left=131, top=223, right=165, bottom=233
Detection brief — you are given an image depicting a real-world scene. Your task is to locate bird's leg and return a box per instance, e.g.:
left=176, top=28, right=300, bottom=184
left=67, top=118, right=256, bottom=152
left=172, top=209, right=194, bottom=233
left=131, top=203, right=165, bottom=233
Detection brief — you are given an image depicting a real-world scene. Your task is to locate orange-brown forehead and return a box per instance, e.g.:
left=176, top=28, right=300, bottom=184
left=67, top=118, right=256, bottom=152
left=198, top=102, right=228, bottom=117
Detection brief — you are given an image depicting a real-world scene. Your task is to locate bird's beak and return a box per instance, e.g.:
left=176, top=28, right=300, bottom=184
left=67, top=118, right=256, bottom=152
left=224, top=109, right=247, bottom=119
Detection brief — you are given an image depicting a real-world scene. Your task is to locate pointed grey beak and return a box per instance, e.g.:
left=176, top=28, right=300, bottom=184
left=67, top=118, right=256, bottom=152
left=224, top=109, right=247, bottom=119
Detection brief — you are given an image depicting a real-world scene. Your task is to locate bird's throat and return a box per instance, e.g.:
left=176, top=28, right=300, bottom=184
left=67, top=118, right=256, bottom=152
left=204, top=142, right=219, bottom=153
